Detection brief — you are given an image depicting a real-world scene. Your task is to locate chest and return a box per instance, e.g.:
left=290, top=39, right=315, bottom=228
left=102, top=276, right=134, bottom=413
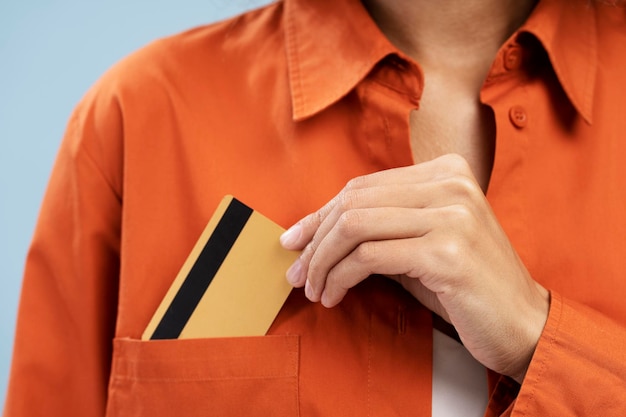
left=409, top=78, right=495, bottom=192
left=406, top=69, right=626, bottom=322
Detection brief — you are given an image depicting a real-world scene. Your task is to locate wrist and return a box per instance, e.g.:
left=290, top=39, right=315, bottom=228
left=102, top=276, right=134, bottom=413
left=510, top=284, right=550, bottom=383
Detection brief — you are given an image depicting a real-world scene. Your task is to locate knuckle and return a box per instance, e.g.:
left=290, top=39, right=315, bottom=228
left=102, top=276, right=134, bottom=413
left=345, top=175, right=367, bottom=191
left=353, top=241, right=377, bottom=265
left=299, top=211, right=325, bottom=235
left=448, top=174, right=479, bottom=199
left=437, top=237, right=464, bottom=262
left=446, top=204, right=479, bottom=236
left=338, top=189, right=363, bottom=213
left=301, top=236, right=319, bottom=262
left=307, top=253, right=323, bottom=280
left=455, top=173, right=476, bottom=192
left=442, top=153, right=471, bottom=174
left=449, top=203, right=474, bottom=223
left=314, top=208, right=327, bottom=228
left=336, top=210, right=363, bottom=239
left=309, top=198, right=338, bottom=229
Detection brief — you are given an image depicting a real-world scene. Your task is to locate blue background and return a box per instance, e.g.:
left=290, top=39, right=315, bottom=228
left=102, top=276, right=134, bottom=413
left=0, top=0, right=270, bottom=407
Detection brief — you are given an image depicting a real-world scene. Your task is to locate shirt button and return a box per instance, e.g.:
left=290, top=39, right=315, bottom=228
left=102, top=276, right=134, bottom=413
left=503, top=47, right=523, bottom=71
left=509, top=106, right=528, bottom=128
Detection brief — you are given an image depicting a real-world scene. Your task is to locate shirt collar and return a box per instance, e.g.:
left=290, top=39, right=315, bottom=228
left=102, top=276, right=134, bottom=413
left=520, top=0, right=597, bottom=124
left=284, top=0, right=399, bottom=121
left=284, top=0, right=598, bottom=124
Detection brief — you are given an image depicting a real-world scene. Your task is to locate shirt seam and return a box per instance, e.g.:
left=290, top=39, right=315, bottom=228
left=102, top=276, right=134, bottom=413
left=69, top=111, right=122, bottom=203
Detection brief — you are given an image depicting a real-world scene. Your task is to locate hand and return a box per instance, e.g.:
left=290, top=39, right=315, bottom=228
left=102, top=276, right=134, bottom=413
left=280, top=154, right=549, bottom=383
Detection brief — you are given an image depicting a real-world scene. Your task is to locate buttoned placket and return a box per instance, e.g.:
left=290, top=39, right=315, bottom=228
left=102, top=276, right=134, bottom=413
left=482, top=39, right=535, bottom=269
left=344, top=57, right=435, bottom=416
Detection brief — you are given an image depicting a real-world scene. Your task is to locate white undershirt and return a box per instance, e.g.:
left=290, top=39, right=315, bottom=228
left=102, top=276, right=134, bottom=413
left=432, top=329, right=488, bottom=417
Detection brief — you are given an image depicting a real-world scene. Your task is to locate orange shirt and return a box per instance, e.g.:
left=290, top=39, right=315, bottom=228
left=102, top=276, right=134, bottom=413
left=5, top=0, right=626, bottom=416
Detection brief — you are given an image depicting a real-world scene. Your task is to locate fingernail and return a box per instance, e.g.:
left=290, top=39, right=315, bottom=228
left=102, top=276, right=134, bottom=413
left=305, top=280, right=314, bottom=300
left=286, top=259, right=303, bottom=286
left=321, top=291, right=330, bottom=308
left=280, top=224, right=302, bottom=248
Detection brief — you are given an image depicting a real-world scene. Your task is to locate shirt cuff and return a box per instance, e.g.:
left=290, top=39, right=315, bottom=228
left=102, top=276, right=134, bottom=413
left=485, top=290, right=561, bottom=416
left=488, top=289, right=626, bottom=415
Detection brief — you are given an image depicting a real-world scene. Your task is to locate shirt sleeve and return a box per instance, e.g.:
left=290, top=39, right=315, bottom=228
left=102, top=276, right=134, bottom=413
left=3, top=88, right=123, bottom=417
left=486, top=291, right=626, bottom=416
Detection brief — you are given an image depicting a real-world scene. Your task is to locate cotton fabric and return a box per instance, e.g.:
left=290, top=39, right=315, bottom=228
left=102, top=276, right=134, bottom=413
left=5, top=0, right=626, bottom=416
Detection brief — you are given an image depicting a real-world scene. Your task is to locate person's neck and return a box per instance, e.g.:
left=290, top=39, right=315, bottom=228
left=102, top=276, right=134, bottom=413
left=362, top=0, right=537, bottom=72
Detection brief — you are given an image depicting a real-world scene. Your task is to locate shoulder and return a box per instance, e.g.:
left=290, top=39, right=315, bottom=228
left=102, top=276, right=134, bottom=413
left=79, top=2, right=286, bottom=113
left=66, top=2, right=287, bottom=170
left=129, top=2, right=285, bottom=74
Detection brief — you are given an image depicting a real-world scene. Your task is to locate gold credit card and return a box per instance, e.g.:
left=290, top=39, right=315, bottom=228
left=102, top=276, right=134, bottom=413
left=142, top=195, right=299, bottom=340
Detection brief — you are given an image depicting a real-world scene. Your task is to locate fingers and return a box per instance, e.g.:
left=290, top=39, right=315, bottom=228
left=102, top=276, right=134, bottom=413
left=318, top=239, right=416, bottom=307
left=305, top=207, right=436, bottom=300
left=317, top=235, right=454, bottom=308
left=311, top=203, right=480, bottom=307
left=281, top=181, right=455, bottom=290
left=280, top=154, right=476, bottom=251
left=280, top=153, right=484, bottom=306
left=276, top=154, right=550, bottom=381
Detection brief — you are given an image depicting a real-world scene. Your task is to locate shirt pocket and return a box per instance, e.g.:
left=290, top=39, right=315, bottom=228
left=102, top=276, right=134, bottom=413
left=105, top=335, right=300, bottom=417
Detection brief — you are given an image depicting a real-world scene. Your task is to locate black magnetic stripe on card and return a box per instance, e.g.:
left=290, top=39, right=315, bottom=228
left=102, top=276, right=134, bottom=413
left=150, top=198, right=253, bottom=340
